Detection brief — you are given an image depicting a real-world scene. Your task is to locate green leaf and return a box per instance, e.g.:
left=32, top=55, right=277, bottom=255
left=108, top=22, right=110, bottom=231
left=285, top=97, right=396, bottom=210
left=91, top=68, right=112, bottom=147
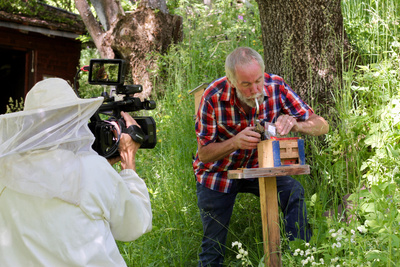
left=309, top=193, right=317, bottom=207
left=365, top=219, right=380, bottom=228
left=366, top=250, right=385, bottom=261
left=391, top=233, right=400, bottom=247
left=384, top=183, right=396, bottom=196
left=371, top=185, right=383, bottom=199
left=364, top=133, right=383, bottom=148
left=361, top=202, right=376, bottom=213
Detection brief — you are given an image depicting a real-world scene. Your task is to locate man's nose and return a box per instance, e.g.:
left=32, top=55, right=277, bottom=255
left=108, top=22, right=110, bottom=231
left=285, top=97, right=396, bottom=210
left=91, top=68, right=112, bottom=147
left=250, top=83, right=259, bottom=94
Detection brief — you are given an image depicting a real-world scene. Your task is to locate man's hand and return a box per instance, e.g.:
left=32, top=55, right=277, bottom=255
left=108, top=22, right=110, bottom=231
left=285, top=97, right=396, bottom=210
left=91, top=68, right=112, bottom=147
left=276, top=113, right=329, bottom=136
left=276, top=114, right=298, bottom=136
left=107, top=111, right=141, bottom=170
left=197, top=127, right=261, bottom=163
left=233, top=127, right=261, bottom=150
left=119, top=111, right=142, bottom=171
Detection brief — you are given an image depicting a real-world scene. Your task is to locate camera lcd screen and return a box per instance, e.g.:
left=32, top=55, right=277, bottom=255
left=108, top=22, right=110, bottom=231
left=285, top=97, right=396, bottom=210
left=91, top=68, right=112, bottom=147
left=88, top=59, right=125, bottom=85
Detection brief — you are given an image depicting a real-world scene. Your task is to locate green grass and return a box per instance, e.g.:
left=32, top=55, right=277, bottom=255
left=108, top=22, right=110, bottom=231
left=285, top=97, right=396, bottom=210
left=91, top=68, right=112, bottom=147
left=76, top=0, right=400, bottom=265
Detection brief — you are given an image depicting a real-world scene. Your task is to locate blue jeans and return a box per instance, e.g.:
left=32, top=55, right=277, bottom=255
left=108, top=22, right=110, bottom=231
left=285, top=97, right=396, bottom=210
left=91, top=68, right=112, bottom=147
left=196, top=177, right=310, bottom=267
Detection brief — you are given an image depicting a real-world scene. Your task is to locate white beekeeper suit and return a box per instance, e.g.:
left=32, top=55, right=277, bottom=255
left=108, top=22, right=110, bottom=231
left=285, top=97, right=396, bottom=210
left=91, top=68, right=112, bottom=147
left=0, top=78, right=152, bottom=266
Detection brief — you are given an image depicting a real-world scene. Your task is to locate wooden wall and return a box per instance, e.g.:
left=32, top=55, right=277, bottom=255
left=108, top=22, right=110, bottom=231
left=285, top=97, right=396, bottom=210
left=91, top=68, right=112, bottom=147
left=0, top=26, right=81, bottom=113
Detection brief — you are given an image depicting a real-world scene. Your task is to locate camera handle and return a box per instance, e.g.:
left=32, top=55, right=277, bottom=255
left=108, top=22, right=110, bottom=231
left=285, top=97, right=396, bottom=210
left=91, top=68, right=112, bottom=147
left=118, top=118, right=146, bottom=145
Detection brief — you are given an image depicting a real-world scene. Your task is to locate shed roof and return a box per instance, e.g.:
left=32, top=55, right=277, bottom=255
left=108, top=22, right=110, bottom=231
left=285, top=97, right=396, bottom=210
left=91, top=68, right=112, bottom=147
left=0, top=2, right=86, bottom=39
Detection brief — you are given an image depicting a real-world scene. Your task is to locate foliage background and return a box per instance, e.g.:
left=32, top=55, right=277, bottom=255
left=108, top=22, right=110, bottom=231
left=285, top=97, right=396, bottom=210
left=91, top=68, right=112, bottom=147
left=76, top=0, right=400, bottom=266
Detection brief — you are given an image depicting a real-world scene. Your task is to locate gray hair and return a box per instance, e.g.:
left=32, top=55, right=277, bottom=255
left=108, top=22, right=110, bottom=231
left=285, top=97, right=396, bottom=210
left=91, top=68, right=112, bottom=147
left=225, top=47, right=265, bottom=87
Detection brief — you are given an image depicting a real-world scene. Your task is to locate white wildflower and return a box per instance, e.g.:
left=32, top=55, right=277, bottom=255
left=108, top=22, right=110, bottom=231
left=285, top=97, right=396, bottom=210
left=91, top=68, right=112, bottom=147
left=301, top=259, right=308, bottom=266
left=357, top=225, right=367, bottom=234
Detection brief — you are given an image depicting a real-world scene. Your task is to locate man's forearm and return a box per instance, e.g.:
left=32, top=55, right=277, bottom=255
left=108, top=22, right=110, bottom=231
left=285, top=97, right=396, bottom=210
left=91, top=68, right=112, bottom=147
left=295, top=114, right=329, bottom=136
left=197, top=127, right=262, bottom=163
left=197, top=139, right=237, bottom=163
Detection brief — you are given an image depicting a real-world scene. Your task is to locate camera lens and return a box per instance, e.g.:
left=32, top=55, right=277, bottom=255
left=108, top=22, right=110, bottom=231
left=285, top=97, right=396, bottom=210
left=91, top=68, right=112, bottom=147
left=144, top=100, right=156, bottom=110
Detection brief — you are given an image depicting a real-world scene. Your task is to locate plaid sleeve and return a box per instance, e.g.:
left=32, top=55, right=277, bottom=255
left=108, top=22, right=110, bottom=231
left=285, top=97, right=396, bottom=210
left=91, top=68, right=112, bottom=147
left=195, top=94, right=217, bottom=146
left=279, top=81, right=314, bottom=121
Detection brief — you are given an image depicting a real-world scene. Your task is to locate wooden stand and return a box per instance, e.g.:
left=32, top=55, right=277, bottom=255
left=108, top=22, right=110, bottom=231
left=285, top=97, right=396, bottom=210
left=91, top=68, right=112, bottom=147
left=228, top=138, right=309, bottom=267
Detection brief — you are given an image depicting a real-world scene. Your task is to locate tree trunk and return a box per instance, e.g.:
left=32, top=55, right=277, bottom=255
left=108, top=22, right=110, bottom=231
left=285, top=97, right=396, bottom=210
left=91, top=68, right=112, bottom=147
left=91, top=0, right=123, bottom=31
left=103, top=7, right=183, bottom=98
left=74, top=0, right=115, bottom=58
left=75, top=0, right=183, bottom=98
left=138, top=0, right=168, bottom=14
left=256, top=0, right=347, bottom=114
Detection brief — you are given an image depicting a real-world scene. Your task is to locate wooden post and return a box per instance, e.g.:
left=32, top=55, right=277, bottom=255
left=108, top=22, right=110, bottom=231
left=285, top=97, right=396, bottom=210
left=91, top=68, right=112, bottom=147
left=228, top=138, right=309, bottom=266
left=258, top=140, right=281, bottom=267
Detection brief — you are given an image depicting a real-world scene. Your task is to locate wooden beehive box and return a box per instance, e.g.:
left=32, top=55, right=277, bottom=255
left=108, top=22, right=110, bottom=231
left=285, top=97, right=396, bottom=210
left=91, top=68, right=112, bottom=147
left=189, top=83, right=209, bottom=117
left=258, top=137, right=305, bottom=167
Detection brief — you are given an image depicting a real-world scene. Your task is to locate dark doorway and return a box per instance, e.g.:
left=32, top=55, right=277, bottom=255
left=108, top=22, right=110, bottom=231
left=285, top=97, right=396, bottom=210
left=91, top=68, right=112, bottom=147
left=0, top=48, right=26, bottom=114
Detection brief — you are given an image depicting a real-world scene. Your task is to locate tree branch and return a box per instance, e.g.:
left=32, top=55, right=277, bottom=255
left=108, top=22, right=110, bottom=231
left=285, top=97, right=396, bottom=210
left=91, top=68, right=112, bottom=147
left=74, top=0, right=114, bottom=58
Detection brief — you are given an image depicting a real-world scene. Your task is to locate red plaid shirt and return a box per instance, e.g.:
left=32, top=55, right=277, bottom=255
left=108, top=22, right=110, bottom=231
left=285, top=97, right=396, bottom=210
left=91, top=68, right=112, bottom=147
left=192, top=73, right=314, bottom=193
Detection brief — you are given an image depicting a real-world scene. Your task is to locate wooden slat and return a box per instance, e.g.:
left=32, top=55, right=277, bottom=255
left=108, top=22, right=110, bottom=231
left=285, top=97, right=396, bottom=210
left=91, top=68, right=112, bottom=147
left=227, top=165, right=310, bottom=179
left=257, top=140, right=281, bottom=267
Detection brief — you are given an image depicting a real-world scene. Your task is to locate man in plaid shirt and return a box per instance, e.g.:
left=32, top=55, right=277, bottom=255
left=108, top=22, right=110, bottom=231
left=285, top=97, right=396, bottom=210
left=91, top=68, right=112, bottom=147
left=193, top=47, right=329, bottom=266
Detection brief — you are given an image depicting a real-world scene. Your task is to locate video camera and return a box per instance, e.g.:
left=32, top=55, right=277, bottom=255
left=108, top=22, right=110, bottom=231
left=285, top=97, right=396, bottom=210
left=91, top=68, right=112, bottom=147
left=85, top=59, right=157, bottom=158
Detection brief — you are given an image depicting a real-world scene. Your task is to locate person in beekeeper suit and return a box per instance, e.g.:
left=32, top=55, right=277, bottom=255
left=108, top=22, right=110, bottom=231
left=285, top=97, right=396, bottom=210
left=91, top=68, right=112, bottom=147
left=0, top=78, right=152, bottom=266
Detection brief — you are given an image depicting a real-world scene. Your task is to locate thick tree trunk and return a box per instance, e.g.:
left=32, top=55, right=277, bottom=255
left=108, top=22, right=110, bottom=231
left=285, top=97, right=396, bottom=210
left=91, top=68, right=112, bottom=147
left=75, top=0, right=183, bottom=99
left=104, top=7, right=183, bottom=98
left=256, top=0, right=346, bottom=114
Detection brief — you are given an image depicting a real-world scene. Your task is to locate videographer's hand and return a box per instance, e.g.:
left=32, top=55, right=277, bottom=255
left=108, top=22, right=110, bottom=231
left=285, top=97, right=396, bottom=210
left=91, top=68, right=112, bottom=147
left=119, top=111, right=141, bottom=171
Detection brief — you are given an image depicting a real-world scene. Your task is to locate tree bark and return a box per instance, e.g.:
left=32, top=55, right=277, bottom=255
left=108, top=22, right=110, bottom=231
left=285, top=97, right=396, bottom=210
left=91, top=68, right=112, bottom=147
left=74, top=0, right=114, bottom=58
left=103, top=7, right=183, bottom=98
left=91, top=0, right=124, bottom=31
left=256, top=0, right=347, bottom=114
left=138, top=0, right=168, bottom=14
left=75, top=0, right=183, bottom=98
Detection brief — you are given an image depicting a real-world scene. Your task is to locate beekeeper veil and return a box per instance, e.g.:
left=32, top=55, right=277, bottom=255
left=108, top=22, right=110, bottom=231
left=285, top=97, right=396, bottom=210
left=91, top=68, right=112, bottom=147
left=0, top=78, right=104, bottom=205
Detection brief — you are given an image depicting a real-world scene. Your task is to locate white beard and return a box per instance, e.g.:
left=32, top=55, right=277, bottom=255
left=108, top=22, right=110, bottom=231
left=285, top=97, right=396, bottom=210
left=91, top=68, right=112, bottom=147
left=236, top=89, right=264, bottom=108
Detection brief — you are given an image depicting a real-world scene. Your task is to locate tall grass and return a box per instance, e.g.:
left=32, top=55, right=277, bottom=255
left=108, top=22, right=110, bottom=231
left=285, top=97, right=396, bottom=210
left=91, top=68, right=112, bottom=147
left=77, top=0, right=400, bottom=265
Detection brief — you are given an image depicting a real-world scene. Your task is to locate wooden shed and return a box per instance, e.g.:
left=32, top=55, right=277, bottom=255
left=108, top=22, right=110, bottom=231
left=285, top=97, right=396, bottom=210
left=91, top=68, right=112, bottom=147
left=0, top=3, right=86, bottom=114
